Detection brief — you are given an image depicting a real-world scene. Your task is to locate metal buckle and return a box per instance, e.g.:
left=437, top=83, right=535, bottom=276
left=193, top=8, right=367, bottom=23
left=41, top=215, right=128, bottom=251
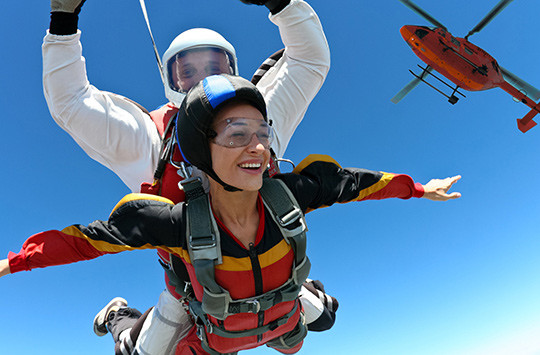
left=189, top=234, right=217, bottom=250
left=279, top=206, right=302, bottom=227
left=176, top=161, right=193, bottom=179
left=183, top=281, right=192, bottom=294
left=246, top=299, right=261, bottom=314
left=206, top=322, right=213, bottom=334
left=179, top=176, right=202, bottom=191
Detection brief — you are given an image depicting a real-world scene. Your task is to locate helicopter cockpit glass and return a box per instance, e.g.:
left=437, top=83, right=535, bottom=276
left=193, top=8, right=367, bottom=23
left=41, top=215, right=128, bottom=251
left=414, top=28, right=429, bottom=39
left=450, top=37, right=461, bottom=48
left=430, top=27, right=447, bottom=37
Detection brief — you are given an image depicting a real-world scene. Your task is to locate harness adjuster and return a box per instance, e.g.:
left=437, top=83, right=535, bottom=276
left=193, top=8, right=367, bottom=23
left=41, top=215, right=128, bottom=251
left=179, top=176, right=205, bottom=200
left=189, top=234, right=217, bottom=250
left=206, top=322, right=214, bottom=334
left=246, top=299, right=261, bottom=314
left=279, top=206, right=302, bottom=227
left=184, top=281, right=192, bottom=294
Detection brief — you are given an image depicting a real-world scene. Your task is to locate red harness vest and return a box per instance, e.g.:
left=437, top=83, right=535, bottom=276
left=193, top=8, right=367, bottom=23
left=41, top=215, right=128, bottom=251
left=141, top=104, right=299, bottom=354
left=140, top=103, right=186, bottom=299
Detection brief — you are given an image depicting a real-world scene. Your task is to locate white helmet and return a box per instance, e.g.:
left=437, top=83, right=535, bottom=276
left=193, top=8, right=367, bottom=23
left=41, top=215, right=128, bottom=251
left=162, top=28, right=239, bottom=107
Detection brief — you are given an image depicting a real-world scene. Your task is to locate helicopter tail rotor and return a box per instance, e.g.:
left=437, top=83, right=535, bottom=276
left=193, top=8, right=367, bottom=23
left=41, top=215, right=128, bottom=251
left=465, top=0, right=514, bottom=39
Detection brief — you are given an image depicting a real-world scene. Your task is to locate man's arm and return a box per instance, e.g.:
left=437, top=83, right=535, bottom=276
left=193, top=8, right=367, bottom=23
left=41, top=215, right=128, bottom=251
left=256, top=0, right=331, bottom=158
left=43, top=2, right=161, bottom=192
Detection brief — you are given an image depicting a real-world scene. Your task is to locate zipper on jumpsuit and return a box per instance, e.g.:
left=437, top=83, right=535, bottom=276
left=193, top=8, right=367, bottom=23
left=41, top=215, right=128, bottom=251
left=248, top=242, right=264, bottom=343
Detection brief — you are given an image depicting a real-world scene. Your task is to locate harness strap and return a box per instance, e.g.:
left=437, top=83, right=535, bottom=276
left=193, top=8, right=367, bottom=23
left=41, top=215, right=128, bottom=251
left=152, top=112, right=179, bottom=183
left=259, top=179, right=310, bottom=284
left=203, top=276, right=302, bottom=318
left=183, top=177, right=222, bottom=270
left=191, top=299, right=300, bottom=339
left=182, top=177, right=311, bottom=349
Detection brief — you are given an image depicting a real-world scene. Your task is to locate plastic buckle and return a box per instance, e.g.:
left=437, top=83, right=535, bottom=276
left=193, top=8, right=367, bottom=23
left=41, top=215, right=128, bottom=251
left=246, top=299, right=261, bottom=314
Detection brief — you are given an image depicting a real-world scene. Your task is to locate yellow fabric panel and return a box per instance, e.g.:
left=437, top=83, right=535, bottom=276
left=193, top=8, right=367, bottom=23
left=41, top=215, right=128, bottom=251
left=216, top=254, right=252, bottom=271
left=110, top=193, right=174, bottom=215
left=214, top=239, right=292, bottom=271
left=293, top=154, right=341, bottom=174
left=258, top=239, right=292, bottom=269
left=176, top=247, right=191, bottom=263
left=354, top=172, right=395, bottom=201
left=61, top=225, right=184, bottom=256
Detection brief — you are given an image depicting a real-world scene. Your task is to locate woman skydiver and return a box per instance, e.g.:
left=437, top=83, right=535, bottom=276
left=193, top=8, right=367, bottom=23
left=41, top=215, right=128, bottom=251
left=0, top=75, right=461, bottom=354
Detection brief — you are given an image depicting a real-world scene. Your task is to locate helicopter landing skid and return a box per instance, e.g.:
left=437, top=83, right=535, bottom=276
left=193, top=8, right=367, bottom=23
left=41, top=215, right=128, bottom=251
left=410, top=64, right=466, bottom=105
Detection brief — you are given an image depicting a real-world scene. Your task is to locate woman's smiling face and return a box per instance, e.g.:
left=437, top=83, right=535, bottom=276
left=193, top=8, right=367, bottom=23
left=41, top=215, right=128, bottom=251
left=209, top=101, right=271, bottom=192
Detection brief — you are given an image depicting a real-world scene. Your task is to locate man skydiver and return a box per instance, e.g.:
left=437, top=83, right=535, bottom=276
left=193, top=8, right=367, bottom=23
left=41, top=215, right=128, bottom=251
left=44, top=0, right=333, bottom=354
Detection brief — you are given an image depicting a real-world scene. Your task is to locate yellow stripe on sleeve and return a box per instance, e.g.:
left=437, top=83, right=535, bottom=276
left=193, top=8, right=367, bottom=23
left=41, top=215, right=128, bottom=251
left=61, top=225, right=185, bottom=256
left=354, top=172, right=395, bottom=201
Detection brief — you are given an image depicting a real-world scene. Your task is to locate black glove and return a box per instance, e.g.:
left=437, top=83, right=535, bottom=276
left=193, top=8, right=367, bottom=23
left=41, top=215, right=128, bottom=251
left=50, top=0, right=86, bottom=35
left=239, top=0, right=291, bottom=15
left=239, top=0, right=267, bottom=4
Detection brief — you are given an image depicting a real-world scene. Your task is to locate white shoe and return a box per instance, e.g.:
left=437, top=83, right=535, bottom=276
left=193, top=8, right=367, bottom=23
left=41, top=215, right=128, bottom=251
left=93, top=297, right=128, bottom=336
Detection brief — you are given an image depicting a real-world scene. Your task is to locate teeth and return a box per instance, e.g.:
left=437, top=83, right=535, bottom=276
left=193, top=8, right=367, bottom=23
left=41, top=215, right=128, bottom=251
left=239, top=163, right=262, bottom=169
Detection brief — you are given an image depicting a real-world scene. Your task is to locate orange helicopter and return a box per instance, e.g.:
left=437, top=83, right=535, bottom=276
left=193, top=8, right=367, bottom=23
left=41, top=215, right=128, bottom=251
left=392, top=0, right=540, bottom=132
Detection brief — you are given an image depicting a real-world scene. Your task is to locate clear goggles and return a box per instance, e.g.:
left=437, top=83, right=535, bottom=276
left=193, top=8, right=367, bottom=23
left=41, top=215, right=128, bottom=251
left=210, top=117, right=274, bottom=149
left=166, top=47, right=236, bottom=93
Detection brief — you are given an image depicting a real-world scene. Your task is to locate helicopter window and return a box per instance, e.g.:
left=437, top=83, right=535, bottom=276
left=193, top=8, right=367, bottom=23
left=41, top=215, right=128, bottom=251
left=414, top=28, right=429, bottom=39
left=450, top=37, right=460, bottom=47
left=464, top=46, right=474, bottom=55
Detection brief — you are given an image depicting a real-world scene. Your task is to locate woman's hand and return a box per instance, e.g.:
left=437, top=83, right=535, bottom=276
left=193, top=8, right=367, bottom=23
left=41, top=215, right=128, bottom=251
left=0, top=259, right=11, bottom=278
left=422, top=175, right=462, bottom=201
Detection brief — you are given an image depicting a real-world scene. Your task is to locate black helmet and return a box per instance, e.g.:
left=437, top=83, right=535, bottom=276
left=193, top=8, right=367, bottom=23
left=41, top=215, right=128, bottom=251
left=175, top=74, right=267, bottom=191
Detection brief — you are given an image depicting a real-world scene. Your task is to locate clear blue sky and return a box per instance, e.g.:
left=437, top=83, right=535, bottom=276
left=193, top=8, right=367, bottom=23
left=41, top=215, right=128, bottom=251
left=1, top=1, right=540, bottom=354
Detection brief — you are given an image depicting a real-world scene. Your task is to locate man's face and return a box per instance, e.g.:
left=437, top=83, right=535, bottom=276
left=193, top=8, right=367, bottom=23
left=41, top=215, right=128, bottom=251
left=170, top=48, right=232, bottom=92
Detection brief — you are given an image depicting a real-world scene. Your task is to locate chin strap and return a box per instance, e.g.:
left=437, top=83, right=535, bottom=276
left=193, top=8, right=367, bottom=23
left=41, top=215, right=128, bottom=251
left=223, top=184, right=242, bottom=192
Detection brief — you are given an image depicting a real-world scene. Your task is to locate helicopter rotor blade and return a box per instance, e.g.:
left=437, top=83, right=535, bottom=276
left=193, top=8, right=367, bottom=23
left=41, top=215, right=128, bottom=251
left=391, top=67, right=433, bottom=104
left=398, top=0, right=447, bottom=30
left=500, top=66, right=540, bottom=102
left=465, top=0, right=514, bottom=39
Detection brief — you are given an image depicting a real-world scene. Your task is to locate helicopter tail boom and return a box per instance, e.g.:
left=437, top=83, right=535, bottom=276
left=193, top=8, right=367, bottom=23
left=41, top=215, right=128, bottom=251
left=498, top=80, right=540, bottom=132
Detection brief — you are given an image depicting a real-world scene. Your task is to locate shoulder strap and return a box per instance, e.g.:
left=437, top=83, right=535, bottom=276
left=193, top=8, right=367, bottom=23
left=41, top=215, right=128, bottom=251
left=259, top=178, right=310, bottom=285
left=149, top=103, right=179, bottom=137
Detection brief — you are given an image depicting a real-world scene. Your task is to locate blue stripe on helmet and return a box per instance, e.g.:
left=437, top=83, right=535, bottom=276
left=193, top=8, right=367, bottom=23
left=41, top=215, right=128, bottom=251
left=203, top=75, right=236, bottom=108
